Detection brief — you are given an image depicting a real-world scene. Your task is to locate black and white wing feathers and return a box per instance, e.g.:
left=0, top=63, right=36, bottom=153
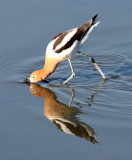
left=51, top=14, right=99, bottom=53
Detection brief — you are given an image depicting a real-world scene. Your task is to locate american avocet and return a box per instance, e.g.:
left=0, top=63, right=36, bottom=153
left=29, top=14, right=107, bottom=84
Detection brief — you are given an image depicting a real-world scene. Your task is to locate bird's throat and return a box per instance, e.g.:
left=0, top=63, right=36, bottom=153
left=40, top=60, right=59, bottom=80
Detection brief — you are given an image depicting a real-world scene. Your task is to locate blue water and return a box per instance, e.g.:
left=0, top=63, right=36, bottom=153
left=0, top=0, right=132, bottom=160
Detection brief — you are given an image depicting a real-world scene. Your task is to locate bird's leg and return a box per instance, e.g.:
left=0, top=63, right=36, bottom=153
left=78, top=51, right=107, bottom=80
left=63, top=59, right=75, bottom=84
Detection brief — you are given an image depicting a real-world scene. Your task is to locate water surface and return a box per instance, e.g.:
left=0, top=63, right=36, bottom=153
left=0, top=0, right=132, bottom=160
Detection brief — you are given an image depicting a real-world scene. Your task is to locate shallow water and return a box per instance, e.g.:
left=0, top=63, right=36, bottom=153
left=0, top=0, right=132, bottom=160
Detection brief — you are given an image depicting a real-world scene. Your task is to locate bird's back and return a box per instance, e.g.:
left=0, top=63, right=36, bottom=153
left=46, top=14, right=100, bottom=62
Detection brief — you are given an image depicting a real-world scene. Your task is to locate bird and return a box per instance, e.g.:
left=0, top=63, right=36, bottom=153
left=29, top=14, right=106, bottom=84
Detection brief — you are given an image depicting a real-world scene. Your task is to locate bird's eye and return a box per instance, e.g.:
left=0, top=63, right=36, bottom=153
left=32, top=89, right=35, bottom=93
left=32, top=76, right=35, bottom=79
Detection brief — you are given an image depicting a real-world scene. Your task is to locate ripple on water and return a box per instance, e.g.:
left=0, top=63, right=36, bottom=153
left=0, top=52, right=131, bottom=90
left=71, top=86, right=132, bottom=125
left=81, top=52, right=132, bottom=90
left=92, top=89, right=132, bottom=119
left=0, top=56, right=44, bottom=82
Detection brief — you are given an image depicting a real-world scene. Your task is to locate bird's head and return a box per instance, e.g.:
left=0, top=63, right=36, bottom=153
left=27, top=60, right=58, bottom=83
left=29, top=70, right=43, bottom=83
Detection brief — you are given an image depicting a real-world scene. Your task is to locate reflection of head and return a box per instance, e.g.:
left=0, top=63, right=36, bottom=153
left=30, top=84, right=98, bottom=144
left=30, top=83, right=56, bottom=99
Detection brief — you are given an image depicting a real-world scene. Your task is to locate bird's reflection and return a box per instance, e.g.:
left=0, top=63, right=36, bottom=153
left=30, top=84, right=98, bottom=144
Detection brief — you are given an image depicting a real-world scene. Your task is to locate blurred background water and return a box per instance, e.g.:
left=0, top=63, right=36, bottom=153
left=0, top=0, right=132, bottom=160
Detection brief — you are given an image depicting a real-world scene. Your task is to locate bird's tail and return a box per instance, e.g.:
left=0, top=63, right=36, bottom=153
left=91, top=14, right=100, bottom=27
left=79, top=14, right=100, bottom=46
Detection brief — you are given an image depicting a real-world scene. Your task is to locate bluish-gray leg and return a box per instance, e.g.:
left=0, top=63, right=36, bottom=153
left=63, top=59, right=75, bottom=84
left=78, top=51, right=107, bottom=80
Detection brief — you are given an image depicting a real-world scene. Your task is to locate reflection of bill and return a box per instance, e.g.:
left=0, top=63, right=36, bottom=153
left=30, top=84, right=98, bottom=144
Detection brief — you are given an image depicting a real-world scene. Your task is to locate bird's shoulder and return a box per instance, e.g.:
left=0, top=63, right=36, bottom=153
left=47, top=28, right=77, bottom=53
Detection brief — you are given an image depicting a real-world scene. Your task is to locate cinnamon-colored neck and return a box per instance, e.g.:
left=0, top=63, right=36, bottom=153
left=40, top=59, right=59, bottom=80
